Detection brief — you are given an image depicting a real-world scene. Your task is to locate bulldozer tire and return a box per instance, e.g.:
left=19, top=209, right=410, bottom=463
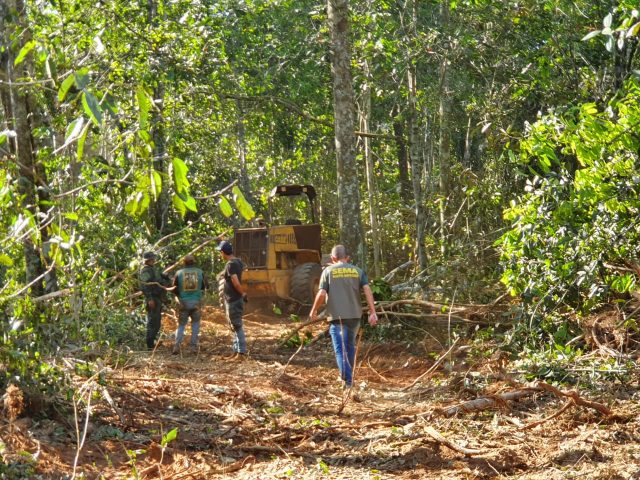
left=290, top=263, right=322, bottom=306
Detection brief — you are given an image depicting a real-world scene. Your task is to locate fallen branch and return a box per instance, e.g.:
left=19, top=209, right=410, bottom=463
left=376, top=309, right=493, bottom=325
left=402, top=338, right=460, bottom=391
left=382, top=260, right=415, bottom=282
left=424, top=426, right=486, bottom=456
left=437, top=389, right=538, bottom=417
left=278, top=311, right=326, bottom=348
left=534, top=381, right=612, bottom=416
left=521, top=399, right=573, bottom=430
left=435, top=381, right=612, bottom=418
left=279, top=326, right=329, bottom=376
left=207, top=455, right=255, bottom=475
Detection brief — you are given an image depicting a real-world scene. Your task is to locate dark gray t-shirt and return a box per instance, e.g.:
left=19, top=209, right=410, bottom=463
left=319, top=261, right=368, bottom=320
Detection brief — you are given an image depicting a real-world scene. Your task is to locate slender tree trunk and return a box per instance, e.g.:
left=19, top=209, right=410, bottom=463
left=463, top=114, right=472, bottom=167
left=148, top=0, right=168, bottom=233
left=404, top=0, right=427, bottom=270
left=408, top=65, right=426, bottom=270
left=392, top=104, right=411, bottom=205
left=438, top=0, right=451, bottom=254
left=152, top=84, right=168, bottom=232
left=236, top=99, right=252, bottom=208
left=360, top=60, right=381, bottom=277
left=327, top=0, right=364, bottom=263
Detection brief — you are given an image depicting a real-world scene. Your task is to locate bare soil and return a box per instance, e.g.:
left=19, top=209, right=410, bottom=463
left=2, top=306, right=640, bottom=479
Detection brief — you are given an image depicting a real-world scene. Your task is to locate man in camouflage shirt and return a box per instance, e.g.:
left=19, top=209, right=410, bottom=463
left=139, top=251, right=171, bottom=350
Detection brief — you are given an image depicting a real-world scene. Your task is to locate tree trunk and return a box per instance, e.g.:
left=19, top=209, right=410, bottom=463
left=392, top=105, right=411, bottom=206
left=236, top=99, right=252, bottom=210
left=406, top=0, right=427, bottom=270
left=327, top=0, right=363, bottom=263
left=437, top=0, right=451, bottom=254
left=148, top=0, right=168, bottom=234
left=360, top=59, right=381, bottom=277
left=0, top=0, right=54, bottom=296
left=408, top=66, right=426, bottom=270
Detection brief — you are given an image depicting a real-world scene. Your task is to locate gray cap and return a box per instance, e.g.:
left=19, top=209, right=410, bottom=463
left=142, top=251, right=157, bottom=260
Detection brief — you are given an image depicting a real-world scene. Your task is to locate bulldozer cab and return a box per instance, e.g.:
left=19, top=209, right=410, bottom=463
left=268, top=184, right=318, bottom=226
left=232, top=185, right=322, bottom=310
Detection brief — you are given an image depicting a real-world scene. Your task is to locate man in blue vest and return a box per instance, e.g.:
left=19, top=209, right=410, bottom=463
left=172, top=254, right=206, bottom=354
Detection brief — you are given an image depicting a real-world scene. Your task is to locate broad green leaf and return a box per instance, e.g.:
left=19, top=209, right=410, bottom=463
left=76, top=123, right=88, bottom=161
left=605, top=36, right=614, bottom=52
left=232, top=186, right=256, bottom=220
left=628, top=22, right=640, bottom=38
left=137, top=86, right=150, bottom=131
left=161, top=428, right=178, bottom=447
left=603, top=13, right=612, bottom=28
left=218, top=196, right=233, bottom=217
left=184, top=195, right=197, bottom=212
left=64, top=117, right=84, bottom=144
left=151, top=171, right=162, bottom=198
left=14, top=40, right=36, bottom=66
left=172, top=158, right=190, bottom=194
left=74, top=68, right=90, bottom=89
left=138, top=130, right=151, bottom=144
left=172, top=193, right=187, bottom=217
left=64, top=212, right=79, bottom=221
left=581, top=30, right=600, bottom=41
left=82, top=92, right=102, bottom=126
left=0, top=130, right=14, bottom=146
left=125, top=192, right=142, bottom=215
left=58, top=74, right=76, bottom=102
left=0, top=253, right=14, bottom=266
left=139, top=192, right=150, bottom=214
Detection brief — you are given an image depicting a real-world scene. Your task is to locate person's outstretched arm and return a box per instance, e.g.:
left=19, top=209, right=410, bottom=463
left=362, top=284, right=378, bottom=326
left=309, top=289, right=327, bottom=322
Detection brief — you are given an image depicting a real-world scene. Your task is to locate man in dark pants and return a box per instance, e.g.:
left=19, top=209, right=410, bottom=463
left=139, top=251, right=171, bottom=350
left=172, top=254, right=206, bottom=354
left=217, top=240, right=248, bottom=359
left=309, top=245, right=378, bottom=389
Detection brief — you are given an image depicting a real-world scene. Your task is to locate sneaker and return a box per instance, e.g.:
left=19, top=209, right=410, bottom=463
left=188, top=344, right=199, bottom=354
left=172, top=345, right=180, bottom=355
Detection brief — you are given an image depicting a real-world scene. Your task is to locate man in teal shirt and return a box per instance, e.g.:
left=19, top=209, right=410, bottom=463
left=172, top=254, right=206, bottom=354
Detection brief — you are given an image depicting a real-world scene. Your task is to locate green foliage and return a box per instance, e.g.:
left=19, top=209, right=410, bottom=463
left=161, top=427, right=178, bottom=448
left=369, top=279, right=392, bottom=301
left=0, top=441, right=37, bottom=479
left=514, top=341, right=634, bottom=386
left=499, top=80, right=640, bottom=320
left=280, top=329, right=312, bottom=348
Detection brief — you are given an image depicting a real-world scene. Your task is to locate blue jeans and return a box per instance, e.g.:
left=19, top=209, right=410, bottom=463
left=175, top=300, right=201, bottom=347
left=226, top=298, right=246, bottom=353
left=329, top=318, right=361, bottom=387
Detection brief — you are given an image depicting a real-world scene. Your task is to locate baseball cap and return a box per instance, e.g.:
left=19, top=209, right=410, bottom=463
left=216, top=240, right=233, bottom=255
left=142, top=251, right=157, bottom=260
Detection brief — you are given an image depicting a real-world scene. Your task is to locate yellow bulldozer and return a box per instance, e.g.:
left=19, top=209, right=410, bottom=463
left=230, top=184, right=323, bottom=311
